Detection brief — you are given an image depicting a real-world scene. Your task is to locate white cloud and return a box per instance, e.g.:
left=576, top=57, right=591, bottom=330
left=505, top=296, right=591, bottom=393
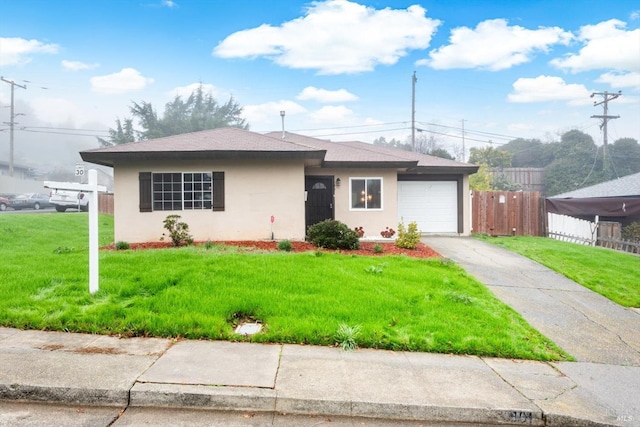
left=309, top=105, right=354, bottom=124
left=596, top=71, right=640, bottom=89
left=90, top=68, right=154, bottom=94
left=62, top=60, right=99, bottom=71
left=507, top=75, right=591, bottom=105
left=0, top=37, right=59, bottom=67
left=424, top=19, right=572, bottom=71
left=296, top=86, right=358, bottom=103
left=550, top=20, right=640, bottom=73
left=213, top=0, right=440, bottom=75
left=630, top=10, right=640, bottom=20
left=169, top=82, right=219, bottom=98
left=243, top=100, right=307, bottom=124
left=162, top=0, right=177, bottom=7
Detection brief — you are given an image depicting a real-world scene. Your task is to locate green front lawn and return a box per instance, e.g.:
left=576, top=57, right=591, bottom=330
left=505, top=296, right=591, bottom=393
left=476, top=235, right=640, bottom=308
left=0, top=213, right=569, bottom=361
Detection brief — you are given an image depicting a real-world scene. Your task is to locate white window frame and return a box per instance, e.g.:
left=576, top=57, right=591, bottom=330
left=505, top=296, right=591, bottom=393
left=349, top=177, right=383, bottom=211
left=152, top=172, right=213, bottom=211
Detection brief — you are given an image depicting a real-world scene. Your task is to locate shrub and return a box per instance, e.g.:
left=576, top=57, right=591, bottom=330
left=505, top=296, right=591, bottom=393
left=395, top=219, right=421, bottom=249
left=204, top=241, right=214, bottom=250
left=622, top=221, right=640, bottom=243
left=306, top=219, right=360, bottom=250
left=277, top=240, right=293, bottom=252
left=161, top=214, right=194, bottom=246
left=373, top=244, right=384, bottom=253
left=115, top=241, right=130, bottom=250
left=354, top=226, right=365, bottom=237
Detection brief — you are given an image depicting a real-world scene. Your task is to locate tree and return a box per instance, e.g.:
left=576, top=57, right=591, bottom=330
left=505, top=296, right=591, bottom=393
left=468, top=146, right=512, bottom=168
left=609, top=138, right=640, bottom=178
left=427, top=147, right=454, bottom=160
left=373, top=134, right=454, bottom=159
left=543, top=130, right=601, bottom=196
left=499, top=138, right=553, bottom=168
left=373, top=136, right=409, bottom=150
left=98, top=118, right=136, bottom=147
left=98, top=85, right=248, bottom=146
left=413, top=134, right=454, bottom=159
left=469, top=164, right=492, bottom=191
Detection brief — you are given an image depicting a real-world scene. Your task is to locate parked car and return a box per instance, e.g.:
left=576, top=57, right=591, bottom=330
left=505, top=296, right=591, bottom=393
left=49, top=190, right=89, bottom=212
left=9, top=193, right=52, bottom=210
left=0, top=196, right=10, bottom=211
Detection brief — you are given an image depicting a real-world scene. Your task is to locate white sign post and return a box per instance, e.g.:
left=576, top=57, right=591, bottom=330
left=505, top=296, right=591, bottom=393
left=44, top=169, right=106, bottom=294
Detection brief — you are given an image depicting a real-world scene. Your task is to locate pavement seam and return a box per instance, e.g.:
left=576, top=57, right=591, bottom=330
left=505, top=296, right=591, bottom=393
left=538, top=288, right=640, bottom=360
left=122, top=338, right=174, bottom=420
left=478, top=357, right=548, bottom=424
left=272, top=344, right=284, bottom=416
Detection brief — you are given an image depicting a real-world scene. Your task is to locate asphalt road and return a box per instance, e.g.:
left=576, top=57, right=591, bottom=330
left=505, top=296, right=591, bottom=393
left=0, top=401, right=492, bottom=427
left=0, top=207, right=55, bottom=214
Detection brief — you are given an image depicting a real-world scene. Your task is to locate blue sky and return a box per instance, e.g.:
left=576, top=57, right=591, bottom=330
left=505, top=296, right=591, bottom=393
left=0, top=0, right=638, bottom=169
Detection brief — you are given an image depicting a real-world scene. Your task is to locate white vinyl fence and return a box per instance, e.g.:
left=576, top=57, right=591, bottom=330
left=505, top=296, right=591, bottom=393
left=547, top=213, right=598, bottom=246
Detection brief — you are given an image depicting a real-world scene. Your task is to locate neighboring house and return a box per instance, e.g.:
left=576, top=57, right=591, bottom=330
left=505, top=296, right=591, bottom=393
left=0, top=160, right=33, bottom=179
left=80, top=128, right=478, bottom=243
left=0, top=160, right=43, bottom=194
left=546, top=172, right=640, bottom=226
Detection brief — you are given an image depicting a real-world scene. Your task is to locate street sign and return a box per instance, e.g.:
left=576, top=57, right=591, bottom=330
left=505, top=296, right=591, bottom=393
left=75, top=164, right=85, bottom=177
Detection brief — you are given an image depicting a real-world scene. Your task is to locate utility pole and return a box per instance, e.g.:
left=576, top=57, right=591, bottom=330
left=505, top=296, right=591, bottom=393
left=411, top=71, right=417, bottom=152
left=590, top=90, right=621, bottom=179
left=461, top=119, right=466, bottom=162
left=280, top=110, right=286, bottom=139
left=1, top=77, right=27, bottom=177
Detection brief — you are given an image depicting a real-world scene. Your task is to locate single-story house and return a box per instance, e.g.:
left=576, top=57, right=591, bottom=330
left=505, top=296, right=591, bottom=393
left=80, top=127, right=478, bottom=243
left=546, top=172, right=640, bottom=226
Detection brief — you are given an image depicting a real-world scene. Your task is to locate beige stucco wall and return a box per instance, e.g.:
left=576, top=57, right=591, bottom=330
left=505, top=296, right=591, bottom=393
left=306, top=167, right=399, bottom=239
left=307, top=168, right=473, bottom=237
left=461, top=174, right=471, bottom=236
left=113, top=159, right=306, bottom=243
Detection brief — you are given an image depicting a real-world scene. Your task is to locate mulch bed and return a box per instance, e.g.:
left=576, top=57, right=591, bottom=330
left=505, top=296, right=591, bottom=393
left=103, top=240, right=442, bottom=259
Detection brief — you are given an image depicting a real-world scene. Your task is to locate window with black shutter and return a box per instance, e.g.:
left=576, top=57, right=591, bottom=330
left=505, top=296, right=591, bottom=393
left=139, top=171, right=224, bottom=212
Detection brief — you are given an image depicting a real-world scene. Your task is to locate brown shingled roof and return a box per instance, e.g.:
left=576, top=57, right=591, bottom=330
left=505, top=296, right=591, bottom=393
left=81, top=127, right=477, bottom=174
left=265, top=131, right=478, bottom=173
left=81, top=127, right=325, bottom=167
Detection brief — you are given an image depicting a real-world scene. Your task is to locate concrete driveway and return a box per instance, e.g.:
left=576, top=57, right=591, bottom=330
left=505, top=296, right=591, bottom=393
left=423, top=236, right=640, bottom=366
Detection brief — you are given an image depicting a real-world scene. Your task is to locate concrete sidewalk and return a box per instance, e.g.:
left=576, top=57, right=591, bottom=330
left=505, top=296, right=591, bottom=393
left=0, top=327, right=637, bottom=426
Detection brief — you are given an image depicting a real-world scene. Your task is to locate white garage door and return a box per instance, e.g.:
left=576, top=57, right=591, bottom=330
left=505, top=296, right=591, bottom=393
left=398, top=181, right=458, bottom=233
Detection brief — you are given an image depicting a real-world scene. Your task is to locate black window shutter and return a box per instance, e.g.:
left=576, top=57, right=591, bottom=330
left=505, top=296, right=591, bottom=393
left=139, top=172, right=152, bottom=212
left=212, top=172, right=225, bottom=211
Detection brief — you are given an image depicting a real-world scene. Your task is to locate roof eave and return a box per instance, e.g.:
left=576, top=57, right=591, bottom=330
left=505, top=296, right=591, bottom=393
left=322, top=160, right=418, bottom=169
left=406, top=165, right=479, bottom=174
left=81, top=150, right=327, bottom=167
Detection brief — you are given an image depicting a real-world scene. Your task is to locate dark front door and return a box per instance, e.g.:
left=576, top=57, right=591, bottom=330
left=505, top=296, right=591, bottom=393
left=305, top=176, right=334, bottom=229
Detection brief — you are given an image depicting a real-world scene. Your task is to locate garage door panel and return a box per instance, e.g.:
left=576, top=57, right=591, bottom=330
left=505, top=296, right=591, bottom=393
left=398, top=181, right=457, bottom=233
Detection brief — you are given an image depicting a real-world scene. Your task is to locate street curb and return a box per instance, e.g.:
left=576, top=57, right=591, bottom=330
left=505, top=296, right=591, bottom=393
left=0, top=384, right=128, bottom=406
left=0, top=383, right=621, bottom=426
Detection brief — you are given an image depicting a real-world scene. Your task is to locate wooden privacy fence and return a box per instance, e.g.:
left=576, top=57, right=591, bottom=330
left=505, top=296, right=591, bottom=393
left=471, top=191, right=544, bottom=236
left=98, top=193, right=114, bottom=215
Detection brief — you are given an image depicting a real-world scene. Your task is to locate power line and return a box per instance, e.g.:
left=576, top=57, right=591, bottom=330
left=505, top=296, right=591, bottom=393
left=19, top=128, right=109, bottom=137
left=20, top=125, right=109, bottom=133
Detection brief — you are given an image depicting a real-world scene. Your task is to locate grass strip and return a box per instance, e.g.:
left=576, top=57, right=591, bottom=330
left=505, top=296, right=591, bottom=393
left=476, top=235, right=640, bottom=308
